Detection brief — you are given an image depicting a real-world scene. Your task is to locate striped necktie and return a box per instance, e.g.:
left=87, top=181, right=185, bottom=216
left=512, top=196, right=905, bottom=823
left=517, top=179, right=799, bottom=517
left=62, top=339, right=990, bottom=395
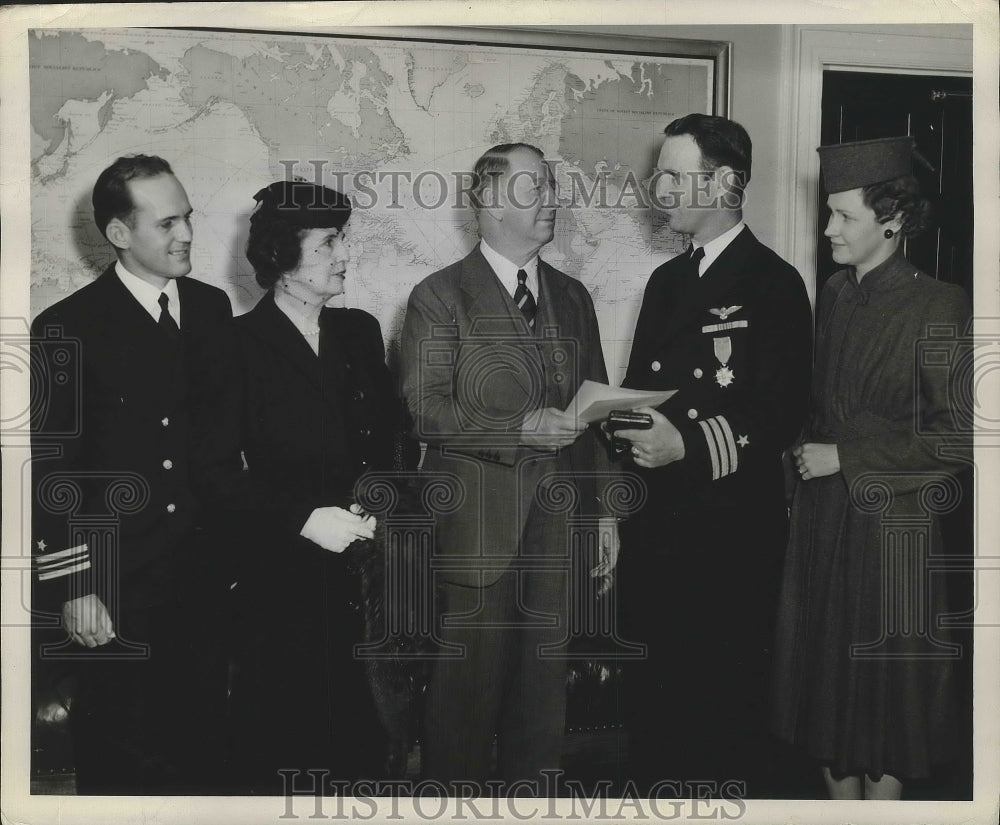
left=513, top=268, right=537, bottom=329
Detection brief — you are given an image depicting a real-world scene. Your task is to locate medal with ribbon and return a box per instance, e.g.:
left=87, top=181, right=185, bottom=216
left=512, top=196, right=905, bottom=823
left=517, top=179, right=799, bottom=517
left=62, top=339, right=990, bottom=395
left=713, top=336, right=734, bottom=387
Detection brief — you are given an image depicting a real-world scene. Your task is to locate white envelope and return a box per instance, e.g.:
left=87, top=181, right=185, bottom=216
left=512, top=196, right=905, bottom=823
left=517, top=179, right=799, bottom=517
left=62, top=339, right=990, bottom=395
left=564, top=380, right=678, bottom=424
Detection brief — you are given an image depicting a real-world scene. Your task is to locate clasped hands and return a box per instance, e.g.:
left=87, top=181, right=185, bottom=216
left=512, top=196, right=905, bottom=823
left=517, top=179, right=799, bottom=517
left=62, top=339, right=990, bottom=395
left=301, top=503, right=376, bottom=554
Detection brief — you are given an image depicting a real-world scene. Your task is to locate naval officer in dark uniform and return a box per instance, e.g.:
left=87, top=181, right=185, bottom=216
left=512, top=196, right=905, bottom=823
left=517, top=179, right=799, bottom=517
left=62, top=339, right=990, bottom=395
left=614, top=114, right=813, bottom=797
left=31, top=154, right=233, bottom=793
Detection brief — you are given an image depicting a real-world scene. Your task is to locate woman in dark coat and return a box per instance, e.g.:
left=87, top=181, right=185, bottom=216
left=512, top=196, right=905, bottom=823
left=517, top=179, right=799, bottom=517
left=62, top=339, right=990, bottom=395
left=200, top=181, right=408, bottom=793
left=771, top=138, right=972, bottom=799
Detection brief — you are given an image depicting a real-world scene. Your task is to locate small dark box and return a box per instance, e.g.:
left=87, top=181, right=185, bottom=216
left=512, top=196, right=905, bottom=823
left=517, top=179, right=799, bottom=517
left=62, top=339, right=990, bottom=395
left=606, top=409, right=653, bottom=456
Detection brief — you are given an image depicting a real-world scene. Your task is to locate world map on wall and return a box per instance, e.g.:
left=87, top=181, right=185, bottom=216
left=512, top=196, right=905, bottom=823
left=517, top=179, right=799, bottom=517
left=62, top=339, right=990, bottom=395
left=29, top=28, right=711, bottom=380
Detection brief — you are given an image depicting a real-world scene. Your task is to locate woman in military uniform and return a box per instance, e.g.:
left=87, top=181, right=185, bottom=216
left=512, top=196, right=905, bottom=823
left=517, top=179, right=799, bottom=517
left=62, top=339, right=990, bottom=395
left=197, top=181, right=409, bottom=793
left=771, top=138, right=972, bottom=799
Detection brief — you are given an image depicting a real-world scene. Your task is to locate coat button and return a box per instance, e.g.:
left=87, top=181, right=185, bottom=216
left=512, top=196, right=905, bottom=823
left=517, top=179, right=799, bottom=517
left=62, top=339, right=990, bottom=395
left=162, top=459, right=173, bottom=470
left=693, top=368, right=703, bottom=379
left=651, top=360, right=661, bottom=372
left=166, top=503, right=176, bottom=513
left=161, top=417, right=170, bottom=427
left=687, top=408, right=698, bottom=420
left=354, top=389, right=365, bottom=401
left=360, top=428, right=371, bottom=437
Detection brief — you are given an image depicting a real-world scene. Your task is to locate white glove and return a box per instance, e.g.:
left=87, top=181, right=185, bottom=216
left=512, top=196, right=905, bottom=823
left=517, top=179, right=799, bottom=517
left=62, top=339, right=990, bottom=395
left=300, top=504, right=376, bottom=554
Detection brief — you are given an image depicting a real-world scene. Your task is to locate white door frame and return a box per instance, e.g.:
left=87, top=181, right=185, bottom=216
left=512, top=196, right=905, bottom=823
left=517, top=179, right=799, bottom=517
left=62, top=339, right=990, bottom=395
left=782, top=26, right=973, bottom=306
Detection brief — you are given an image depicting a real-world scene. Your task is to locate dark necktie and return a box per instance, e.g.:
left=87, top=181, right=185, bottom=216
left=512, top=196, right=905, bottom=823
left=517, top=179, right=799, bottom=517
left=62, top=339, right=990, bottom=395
left=681, top=243, right=706, bottom=291
left=158, top=292, right=180, bottom=340
left=513, top=268, right=537, bottom=329
left=687, top=243, right=705, bottom=271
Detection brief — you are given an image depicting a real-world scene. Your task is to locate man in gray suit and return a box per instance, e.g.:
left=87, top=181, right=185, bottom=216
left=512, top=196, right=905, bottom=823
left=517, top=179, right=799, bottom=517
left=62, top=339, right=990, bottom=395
left=400, top=143, right=618, bottom=793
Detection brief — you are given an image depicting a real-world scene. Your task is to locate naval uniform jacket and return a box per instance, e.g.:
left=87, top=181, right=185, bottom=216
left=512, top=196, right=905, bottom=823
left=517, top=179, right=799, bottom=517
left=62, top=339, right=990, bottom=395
left=617, top=225, right=813, bottom=793
left=31, top=265, right=233, bottom=615
left=622, top=226, right=813, bottom=537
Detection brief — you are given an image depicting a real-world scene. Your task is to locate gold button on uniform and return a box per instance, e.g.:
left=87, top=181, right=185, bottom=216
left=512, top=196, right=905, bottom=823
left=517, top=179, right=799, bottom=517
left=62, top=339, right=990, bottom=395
left=693, top=368, right=703, bottom=378
left=651, top=361, right=661, bottom=372
left=166, top=503, right=176, bottom=513
left=161, top=417, right=170, bottom=427
left=687, top=409, right=698, bottom=420
left=162, top=459, right=173, bottom=470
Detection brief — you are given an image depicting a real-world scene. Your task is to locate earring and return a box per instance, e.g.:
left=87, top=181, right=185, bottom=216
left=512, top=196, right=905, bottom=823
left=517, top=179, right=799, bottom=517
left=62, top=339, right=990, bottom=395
left=884, top=228, right=895, bottom=239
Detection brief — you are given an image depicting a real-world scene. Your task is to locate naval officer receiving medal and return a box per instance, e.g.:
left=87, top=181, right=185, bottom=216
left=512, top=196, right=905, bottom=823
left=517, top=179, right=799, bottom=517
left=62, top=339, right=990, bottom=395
left=614, top=114, right=813, bottom=797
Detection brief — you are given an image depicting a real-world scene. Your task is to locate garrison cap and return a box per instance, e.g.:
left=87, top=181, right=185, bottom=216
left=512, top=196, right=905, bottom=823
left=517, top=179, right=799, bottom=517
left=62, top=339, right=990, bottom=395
left=816, top=136, right=916, bottom=193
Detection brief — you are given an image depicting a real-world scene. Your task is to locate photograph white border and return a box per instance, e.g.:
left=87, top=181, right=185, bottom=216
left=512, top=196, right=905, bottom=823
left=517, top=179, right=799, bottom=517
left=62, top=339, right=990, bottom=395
left=2, top=3, right=997, bottom=824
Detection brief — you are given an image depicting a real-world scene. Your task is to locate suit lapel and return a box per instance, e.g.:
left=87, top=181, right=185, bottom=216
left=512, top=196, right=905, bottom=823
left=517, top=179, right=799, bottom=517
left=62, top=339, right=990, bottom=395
left=536, top=260, right=576, bottom=408
left=534, top=259, right=570, bottom=335
left=242, top=293, right=325, bottom=397
left=460, top=246, right=523, bottom=329
left=318, top=308, right=358, bottom=411
left=459, top=246, right=541, bottom=399
left=175, top=275, right=210, bottom=336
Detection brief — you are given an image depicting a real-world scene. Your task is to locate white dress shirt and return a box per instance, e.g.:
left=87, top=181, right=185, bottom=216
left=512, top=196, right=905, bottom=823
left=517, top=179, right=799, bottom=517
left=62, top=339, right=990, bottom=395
left=116, top=261, right=181, bottom=327
left=480, top=238, right=540, bottom=300
left=692, top=220, right=746, bottom=277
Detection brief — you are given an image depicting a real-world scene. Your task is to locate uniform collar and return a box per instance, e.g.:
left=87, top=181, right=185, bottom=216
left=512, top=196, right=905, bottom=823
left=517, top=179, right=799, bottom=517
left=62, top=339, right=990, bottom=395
left=115, top=260, right=181, bottom=326
left=692, top=221, right=745, bottom=277
left=848, top=247, right=916, bottom=296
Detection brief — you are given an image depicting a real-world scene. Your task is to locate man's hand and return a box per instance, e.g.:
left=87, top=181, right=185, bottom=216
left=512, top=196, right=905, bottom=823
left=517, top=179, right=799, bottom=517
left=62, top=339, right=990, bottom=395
left=301, top=504, right=377, bottom=553
left=520, top=407, right=588, bottom=448
left=590, top=516, right=620, bottom=596
left=617, top=407, right=684, bottom=468
left=792, top=442, right=840, bottom=481
left=62, top=594, right=115, bottom=648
